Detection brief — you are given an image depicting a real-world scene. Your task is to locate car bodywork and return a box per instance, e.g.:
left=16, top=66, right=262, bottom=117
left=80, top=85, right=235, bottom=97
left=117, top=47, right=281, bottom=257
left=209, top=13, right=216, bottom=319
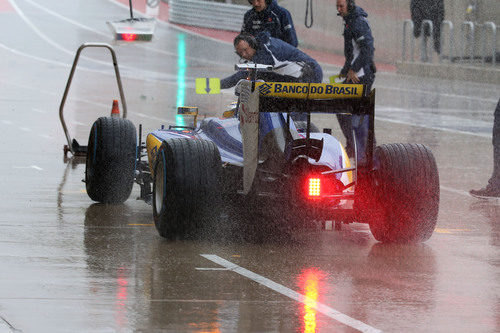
left=145, top=79, right=366, bottom=218
left=77, top=65, right=439, bottom=243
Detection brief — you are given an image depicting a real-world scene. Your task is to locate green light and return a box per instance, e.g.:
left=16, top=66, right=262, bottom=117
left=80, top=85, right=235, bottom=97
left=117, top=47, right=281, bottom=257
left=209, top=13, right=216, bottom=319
left=176, top=34, right=187, bottom=126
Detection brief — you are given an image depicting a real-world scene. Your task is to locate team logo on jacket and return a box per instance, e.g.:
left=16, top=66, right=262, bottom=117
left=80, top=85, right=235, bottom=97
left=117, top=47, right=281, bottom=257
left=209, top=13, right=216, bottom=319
left=258, top=83, right=273, bottom=95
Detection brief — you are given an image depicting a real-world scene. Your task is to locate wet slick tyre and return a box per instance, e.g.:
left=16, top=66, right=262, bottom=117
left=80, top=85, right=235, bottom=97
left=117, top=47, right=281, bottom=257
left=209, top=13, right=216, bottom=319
left=85, top=117, right=137, bottom=204
left=369, top=143, right=440, bottom=243
left=152, top=138, right=222, bottom=239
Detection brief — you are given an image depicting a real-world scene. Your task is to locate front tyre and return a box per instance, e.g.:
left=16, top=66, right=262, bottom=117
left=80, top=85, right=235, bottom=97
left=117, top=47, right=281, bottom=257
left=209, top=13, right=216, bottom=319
left=152, top=138, right=222, bottom=239
left=85, top=117, right=137, bottom=204
left=368, top=143, right=440, bottom=243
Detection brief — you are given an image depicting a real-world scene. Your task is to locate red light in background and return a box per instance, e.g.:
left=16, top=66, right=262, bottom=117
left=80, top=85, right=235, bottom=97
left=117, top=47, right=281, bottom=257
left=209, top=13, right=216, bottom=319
left=121, top=33, right=137, bottom=41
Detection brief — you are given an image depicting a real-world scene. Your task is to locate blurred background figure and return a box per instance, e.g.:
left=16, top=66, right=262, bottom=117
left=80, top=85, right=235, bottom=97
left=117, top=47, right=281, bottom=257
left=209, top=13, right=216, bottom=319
left=470, top=98, right=500, bottom=199
left=410, top=0, right=445, bottom=54
left=242, top=0, right=298, bottom=47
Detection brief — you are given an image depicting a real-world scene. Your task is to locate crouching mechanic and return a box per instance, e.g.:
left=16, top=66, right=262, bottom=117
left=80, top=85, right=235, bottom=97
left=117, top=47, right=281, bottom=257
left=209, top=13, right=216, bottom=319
left=221, top=31, right=322, bottom=89
left=336, top=0, right=376, bottom=162
left=221, top=32, right=322, bottom=122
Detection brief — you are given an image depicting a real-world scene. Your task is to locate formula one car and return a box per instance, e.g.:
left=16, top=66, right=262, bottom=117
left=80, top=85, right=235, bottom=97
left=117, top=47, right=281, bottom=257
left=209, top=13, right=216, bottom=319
left=82, top=65, right=440, bottom=243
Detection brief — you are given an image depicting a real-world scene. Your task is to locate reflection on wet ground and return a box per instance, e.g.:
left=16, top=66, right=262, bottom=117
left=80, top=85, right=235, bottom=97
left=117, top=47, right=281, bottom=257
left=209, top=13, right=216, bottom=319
left=0, top=151, right=498, bottom=331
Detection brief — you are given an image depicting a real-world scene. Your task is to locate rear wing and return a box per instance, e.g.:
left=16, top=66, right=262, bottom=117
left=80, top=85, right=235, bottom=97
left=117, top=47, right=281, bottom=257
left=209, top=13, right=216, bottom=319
left=255, top=81, right=372, bottom=114
left=254, top=81, right=376, bottom=168
left=237, top=80, right=375, bottom=194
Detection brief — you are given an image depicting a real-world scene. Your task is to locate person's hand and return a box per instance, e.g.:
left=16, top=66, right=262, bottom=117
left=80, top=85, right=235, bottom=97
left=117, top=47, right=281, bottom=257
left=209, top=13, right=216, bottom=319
left=346, top=69, right=359, bottom=83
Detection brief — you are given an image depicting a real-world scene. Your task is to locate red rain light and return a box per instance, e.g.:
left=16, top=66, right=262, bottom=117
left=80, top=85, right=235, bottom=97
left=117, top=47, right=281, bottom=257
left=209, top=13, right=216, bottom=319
left=121, top=33, right=137, bottom=41
left=306, top=174, right=342, bottom=199
left=308, top=177, right=321, bottom=197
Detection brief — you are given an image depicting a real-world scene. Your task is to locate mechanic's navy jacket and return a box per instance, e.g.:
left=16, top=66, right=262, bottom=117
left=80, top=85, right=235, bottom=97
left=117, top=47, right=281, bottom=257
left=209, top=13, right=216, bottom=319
left=340, top=6, right=375, bottom=79
left=221, top=32, right=322, bottom=89
left=241, top=0, right=298, bottom=47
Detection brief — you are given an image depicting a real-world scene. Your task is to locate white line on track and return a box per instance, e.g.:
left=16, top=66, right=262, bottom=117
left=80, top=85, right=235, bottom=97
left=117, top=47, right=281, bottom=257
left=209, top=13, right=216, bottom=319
left=25, top=0, right=228, bottom=67
left=22, top=0, right=111, bottom=38
left=0, top=38, right=188, bottom=86
left=0, top=314, right=17, bottom=333
left=0, top=78, right=109, bottom=107
left=200, top=254, right=382, bottom=333
left=8, top=0, right=181, bottom=82
left=376, top=85, right=499, bottom=104
left=377, top=106, right=494, bottom=115
left=8, top=0, right=79, bottom=58
left=376, top=115, right=492, bottom=139
left=13, top=165, right=43, bottom=171
left=440, top=186, right=470, bottom=197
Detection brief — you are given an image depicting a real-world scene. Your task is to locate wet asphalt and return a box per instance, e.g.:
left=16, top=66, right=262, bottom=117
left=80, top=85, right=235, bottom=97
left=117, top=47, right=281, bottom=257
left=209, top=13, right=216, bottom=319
left=0, top=0, right=499, bottom=332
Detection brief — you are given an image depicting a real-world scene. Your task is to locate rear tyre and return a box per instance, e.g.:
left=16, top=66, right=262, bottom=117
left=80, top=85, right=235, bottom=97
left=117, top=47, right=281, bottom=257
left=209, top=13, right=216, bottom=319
left=368, top=143, right=440, bottom=243
left=152, top=138, right=222, bottom=239
left=85, top=117, right=137, bottom=204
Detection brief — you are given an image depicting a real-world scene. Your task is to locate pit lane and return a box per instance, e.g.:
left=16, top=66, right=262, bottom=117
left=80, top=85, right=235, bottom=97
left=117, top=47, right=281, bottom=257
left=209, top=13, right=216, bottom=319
left=0, top=0, right=499, bottom=332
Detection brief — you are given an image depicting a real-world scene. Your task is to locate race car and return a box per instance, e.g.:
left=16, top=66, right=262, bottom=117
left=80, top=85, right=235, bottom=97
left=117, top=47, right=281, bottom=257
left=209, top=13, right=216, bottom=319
left=82, top=65, right=440, bottom=243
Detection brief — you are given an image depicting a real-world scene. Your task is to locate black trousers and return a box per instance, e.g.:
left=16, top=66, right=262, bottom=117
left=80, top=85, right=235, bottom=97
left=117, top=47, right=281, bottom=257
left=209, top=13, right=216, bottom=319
left=336, top=74, right=375, bottom=159
left=491, top=98, right=500, bottom=186
left=410, top=0, right=444, bottom=54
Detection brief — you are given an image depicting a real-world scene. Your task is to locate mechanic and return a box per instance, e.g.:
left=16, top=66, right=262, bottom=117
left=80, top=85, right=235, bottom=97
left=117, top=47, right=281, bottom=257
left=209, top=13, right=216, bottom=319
left=220, top=31, right=322, bottom=89
left=242, top=0, right=298, bottom=47
left=470, top=98, right=500, bottom=199
left=335, top=0, right=376, bottom=161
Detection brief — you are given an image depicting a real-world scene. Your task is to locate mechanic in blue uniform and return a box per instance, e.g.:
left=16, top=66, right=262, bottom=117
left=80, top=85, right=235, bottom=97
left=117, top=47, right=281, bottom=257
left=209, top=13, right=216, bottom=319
left=336, top=0, right=376, bottom=162
left=470, top=98, right=500, bottom=198
left=220, top=31, right=322, bottom=89
left=242, top=0, right=298, bottom=47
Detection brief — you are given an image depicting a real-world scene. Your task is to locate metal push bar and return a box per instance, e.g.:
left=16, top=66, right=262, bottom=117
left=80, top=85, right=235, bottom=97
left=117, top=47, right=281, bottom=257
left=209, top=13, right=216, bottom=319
left=59, top=43, right=127, bottom=156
